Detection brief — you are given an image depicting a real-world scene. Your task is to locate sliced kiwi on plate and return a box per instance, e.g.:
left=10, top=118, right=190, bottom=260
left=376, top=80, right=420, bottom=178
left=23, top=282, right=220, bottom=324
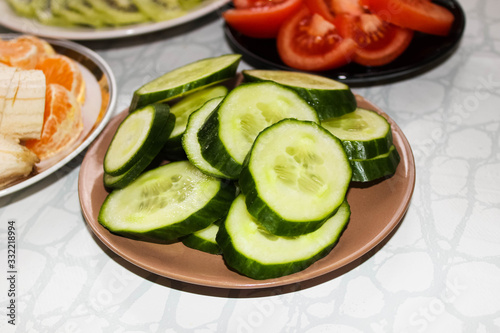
left=132, top=0, right=185, bottom=22
left=86, top=0, right=148, bottom=26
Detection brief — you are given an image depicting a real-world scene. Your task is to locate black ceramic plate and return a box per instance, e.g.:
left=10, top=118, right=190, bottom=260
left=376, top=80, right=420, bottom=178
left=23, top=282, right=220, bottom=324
left=224, top=0, right=465, bottom=86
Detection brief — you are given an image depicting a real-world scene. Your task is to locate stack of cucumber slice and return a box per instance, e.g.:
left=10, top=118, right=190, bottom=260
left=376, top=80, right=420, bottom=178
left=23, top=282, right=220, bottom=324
left=242, top=69, right=357, bottom=120
left=243, top=69, right=401, bottom=183
left=102, top=103, right=175, bottom=189
left=162, top=85, right=229, bottom=160
left=197, top=81, right=319, bottom=179
left=98, top=54, right=400, bottom=280
left=320, top=108, right=401, bottom=182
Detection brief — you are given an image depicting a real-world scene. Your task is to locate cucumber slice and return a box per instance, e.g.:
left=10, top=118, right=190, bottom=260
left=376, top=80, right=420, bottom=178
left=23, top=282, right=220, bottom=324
left=104, top=113, right=175, bottom=189
left=129, top=54, right=241, bottom=111
left=98, top=161, right=237, bottom=242
left=104, top=144, right=161, bottom=190
left=162, top=144, right=187, bottom=161
left=103, top=104, right=171, bottom=176
left=217, top=195, right=351, bottom=280
left=321, top=108, right=393, bottom=160
left=351, top=145, right=400, bottom=182
left=239, top=119, right=352, bottom=236
left=104, top=167, right=140, bottom=190
left=163, top=85, right=228, bottom=155
left=242, top=69, right=357, bottom=120
left=198, top=81, right=319, bottom=179
left=181, top=219, right=222, bottom=254
left=182, top=96, right=227, bottom=178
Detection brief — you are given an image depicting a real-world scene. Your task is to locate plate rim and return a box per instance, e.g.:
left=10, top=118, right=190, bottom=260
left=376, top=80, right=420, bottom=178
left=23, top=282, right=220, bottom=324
left=78, top=94, right=416, bottom=289
left=0, top=0, right=230, bottom=40
left=0, top=34, right=117, bottom=198
left=224, top=0, right=466, bottom=86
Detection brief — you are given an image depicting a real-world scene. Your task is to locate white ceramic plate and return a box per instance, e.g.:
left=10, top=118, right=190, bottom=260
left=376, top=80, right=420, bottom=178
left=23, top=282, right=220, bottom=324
left=0, top=35, right=117, bottom=197
left=0, top=0, right=229, bottom=40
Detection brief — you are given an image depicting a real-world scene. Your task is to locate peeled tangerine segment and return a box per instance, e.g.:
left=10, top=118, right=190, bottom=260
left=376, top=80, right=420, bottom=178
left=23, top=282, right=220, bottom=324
left=98, top=161, right=236, bottom=242
left=0, top=37, right=39, bottom=69
left=24, top=83, right=82, bottom=160
left=36, top=54, right=86, bottom=104
left=239, top=119, right=352, bottom=236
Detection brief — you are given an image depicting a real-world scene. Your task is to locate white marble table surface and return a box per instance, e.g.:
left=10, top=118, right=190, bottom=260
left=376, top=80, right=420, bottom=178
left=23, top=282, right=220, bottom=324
left=1, top=0, right=499, bottom=331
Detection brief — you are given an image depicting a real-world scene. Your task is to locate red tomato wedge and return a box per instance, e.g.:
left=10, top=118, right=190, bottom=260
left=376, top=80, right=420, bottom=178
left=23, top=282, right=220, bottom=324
left=360, top=0, right=455, bottom=36
left=335, top=13, right=414, bottom=66
left=330, top=0, right=364, bottom=15
left=277, top=6, right=357, bottom=71
left=304, top=0, right=335, bottom=22
left=232, top=0, right=256, bottom=8
left=223, top=0, right=304, bottom=38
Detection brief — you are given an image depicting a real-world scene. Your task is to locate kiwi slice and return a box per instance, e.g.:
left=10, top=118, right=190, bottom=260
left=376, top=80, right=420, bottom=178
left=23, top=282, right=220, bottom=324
left=6, top=0, right=36, bottom=18
left=87, top=0, right=149, bottom=26
left=51, top=0, right=105, bottom=27
left=67, top=0, right=115, bottom=26
left=132, top=0, right=185, bottom=22
left=31, top=0, right=74, bottom=26
left=178, top=0, right=202, bottom=10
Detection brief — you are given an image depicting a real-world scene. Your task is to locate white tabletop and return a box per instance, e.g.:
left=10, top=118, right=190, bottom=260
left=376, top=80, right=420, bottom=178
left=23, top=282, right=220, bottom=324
left=1, top=0, right=499, bottom=332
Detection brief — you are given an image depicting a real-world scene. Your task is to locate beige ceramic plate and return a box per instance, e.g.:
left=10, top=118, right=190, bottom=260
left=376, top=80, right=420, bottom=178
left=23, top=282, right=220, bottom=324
left=78, top=95, right=415, bottom=289
left=0, top=35, right=117, bottom=197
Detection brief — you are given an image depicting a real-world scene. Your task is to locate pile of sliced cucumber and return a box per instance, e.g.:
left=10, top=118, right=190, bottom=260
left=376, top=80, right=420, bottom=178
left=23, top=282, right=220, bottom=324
left=98, top=54, right=400, bottom=280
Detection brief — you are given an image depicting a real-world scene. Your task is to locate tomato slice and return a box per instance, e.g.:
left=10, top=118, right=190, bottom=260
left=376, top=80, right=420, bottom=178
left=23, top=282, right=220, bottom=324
left=335, top=13, right=414, bottom=66
left=277, top=6, right=357, bottom=71
left=223, top=0, right=304, bottom=38
left=360, top=0, right=455, bottom=36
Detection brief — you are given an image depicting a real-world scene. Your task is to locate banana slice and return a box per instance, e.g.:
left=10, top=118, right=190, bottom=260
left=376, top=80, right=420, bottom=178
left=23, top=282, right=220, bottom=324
left=0, top=134, right=39, bottom=189
left=0, top=68, right=46, bottom=140
left=0, top=66, right=17, bottom=127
